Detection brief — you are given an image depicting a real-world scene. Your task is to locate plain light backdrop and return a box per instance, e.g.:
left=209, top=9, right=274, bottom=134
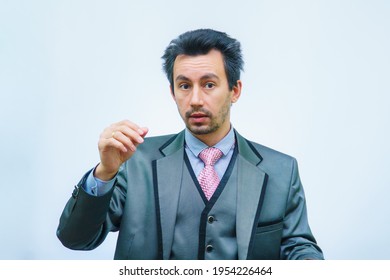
left=1, top=0, right=389, bottom=259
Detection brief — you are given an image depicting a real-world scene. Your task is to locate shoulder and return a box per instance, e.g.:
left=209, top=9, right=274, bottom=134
left=242, top=137, right=299, bottom=176
left=235, top=129, right=295, bottom=163
left=247, top=140, right=295, bottom=163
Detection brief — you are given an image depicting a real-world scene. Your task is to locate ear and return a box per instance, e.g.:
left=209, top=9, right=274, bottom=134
left=231, top=80, right=242, bottom=104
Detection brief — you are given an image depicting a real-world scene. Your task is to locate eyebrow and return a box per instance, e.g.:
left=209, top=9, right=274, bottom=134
left=175, top=75, right=191, bottom=82
left=175, top=73, right=220, bottom=82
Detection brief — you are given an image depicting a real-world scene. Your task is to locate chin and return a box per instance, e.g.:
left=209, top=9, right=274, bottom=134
left=187, top=124, right=218, bottom=136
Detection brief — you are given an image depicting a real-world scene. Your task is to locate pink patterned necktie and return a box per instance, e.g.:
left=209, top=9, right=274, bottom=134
left=198, top=147, right=223, bottom=200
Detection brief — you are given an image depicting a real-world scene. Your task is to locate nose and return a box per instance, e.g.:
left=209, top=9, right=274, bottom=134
left=190, top=86, right=204, bottom=107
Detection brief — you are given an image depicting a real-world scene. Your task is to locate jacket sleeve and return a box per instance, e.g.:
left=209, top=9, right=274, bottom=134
left=280, top=159, right=324, bottom=260
left=56, top=165, right=128, bottom=250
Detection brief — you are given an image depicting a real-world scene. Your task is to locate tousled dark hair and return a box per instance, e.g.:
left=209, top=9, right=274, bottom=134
left=162, top=29, right=244, bottom=91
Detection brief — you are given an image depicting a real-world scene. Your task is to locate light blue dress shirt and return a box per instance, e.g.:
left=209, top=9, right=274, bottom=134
left=184, top=127, right=235, bottom=179
left=84, top=127, right=235, bottom=196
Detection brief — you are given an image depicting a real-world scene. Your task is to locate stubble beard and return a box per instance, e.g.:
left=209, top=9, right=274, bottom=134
left=187, top=118, right=220, bottom=135
left=184, top=102, right=230, bottom=136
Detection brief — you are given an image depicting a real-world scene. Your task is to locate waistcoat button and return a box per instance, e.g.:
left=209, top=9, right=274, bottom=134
left=208, top=216, right=215, bottom=223
left=206, top=245, right=214, bottom=252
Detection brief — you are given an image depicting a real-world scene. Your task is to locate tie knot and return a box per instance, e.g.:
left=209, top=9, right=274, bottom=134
left=199, top=147, right=223, bottom=166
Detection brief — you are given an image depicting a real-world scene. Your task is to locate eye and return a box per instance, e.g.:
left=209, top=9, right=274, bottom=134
left=179, top=83, right=190, bottom=90
left=204, top=82, right=215, bottom=89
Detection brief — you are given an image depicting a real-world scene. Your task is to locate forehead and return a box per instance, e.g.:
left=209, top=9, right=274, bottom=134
left=173, top=49, right=226, bottom=79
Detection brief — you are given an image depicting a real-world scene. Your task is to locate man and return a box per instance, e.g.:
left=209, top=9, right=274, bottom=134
left=57, top=29, right=324, bottom=260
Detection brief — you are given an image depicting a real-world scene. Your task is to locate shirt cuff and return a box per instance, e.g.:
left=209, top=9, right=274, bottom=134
left=83, top=167, right=116, bottom=196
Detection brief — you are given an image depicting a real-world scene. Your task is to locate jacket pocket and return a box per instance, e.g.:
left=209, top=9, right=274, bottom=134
left=256, top=220, right=283, bottom=233
left=249, top=221, right=283, bottom=260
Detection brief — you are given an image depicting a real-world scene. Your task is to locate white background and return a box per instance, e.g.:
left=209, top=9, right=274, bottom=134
left=1, top=0, right=389, bottom=259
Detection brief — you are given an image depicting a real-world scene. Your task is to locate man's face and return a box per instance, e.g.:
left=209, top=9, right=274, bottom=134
left=171, top=49, right=241, bottom=145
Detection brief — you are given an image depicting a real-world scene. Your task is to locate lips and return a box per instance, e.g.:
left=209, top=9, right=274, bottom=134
left=190, top=113, right=208, bottom=118
left=188, top=112, right=209, bottom=123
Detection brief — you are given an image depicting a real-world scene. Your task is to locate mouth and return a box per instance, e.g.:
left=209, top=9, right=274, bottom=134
left=188, top=112, right=209, bottom=123
left=190, top=112, right=208, bottom=118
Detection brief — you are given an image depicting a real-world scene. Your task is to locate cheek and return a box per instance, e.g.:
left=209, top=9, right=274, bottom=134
left=178, top=94, right=192, bottom=104
left=174, top=99, right=188, bottom=113
left=215, top=96, right=230, bottom=109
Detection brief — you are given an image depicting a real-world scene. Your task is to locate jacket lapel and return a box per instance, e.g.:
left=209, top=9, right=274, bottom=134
left=235, top=131, right=268, bottom=260
left=154, top=131, right=185, bottom=260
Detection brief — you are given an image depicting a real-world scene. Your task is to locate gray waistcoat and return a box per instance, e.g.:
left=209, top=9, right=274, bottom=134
left=170, top=153, right=238, bottom=260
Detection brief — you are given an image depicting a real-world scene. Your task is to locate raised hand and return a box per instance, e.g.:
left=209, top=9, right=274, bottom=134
left=94, top=120, right=148, bottom=180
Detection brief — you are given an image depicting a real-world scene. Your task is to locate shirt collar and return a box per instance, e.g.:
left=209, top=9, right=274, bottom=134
left=185, top=126, right=235, bottom=158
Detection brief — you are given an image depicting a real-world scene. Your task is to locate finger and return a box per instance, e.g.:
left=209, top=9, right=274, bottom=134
left=116, top=125, right=146, bottom=144
left=109, top=120, right=146, bottom=140
left=111, top=130, right=137, bottom=152
left=100, top=136, right=129, bottom=153
left=102, top=120, right=138, bottom=139
left=139, top=127, right=149, bottom=137
left=118, top=120, right=145, bottom=135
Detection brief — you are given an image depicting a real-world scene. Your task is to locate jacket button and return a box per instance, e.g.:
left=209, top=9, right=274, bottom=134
left=72, top=186, right=80, bottom=198
left=206, top=245, right=213, bottom=253
left=208, top=216, right=215, bottom=223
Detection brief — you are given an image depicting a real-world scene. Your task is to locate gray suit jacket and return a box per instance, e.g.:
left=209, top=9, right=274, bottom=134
left=57, top=130, right=323, bottom=260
